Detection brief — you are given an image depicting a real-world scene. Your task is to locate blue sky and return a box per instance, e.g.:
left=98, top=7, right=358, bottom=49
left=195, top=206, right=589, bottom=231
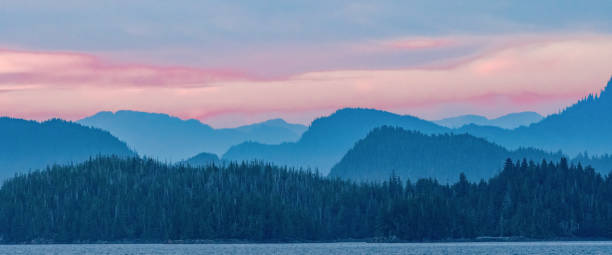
left=2, top=1, right=610, bottom=50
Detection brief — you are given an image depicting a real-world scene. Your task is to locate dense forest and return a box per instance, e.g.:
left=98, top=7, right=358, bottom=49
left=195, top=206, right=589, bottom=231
left=329, top=126, right=612, bottom=183
left=2, top=156, right=612, bottom=243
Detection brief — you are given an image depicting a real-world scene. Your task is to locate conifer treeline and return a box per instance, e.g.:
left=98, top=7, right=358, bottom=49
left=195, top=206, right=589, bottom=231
left=1, top=156, right=611, bottom=242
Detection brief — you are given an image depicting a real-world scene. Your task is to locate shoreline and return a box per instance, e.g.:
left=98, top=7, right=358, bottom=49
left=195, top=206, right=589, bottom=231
left=3, top=237, right=612, bottom=245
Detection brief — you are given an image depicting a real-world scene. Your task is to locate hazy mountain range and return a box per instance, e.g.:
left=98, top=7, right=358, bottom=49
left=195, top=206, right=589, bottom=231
left=224, top=108, right=450, bottom=174
left=0, top=118, right=134, bottom=180
left=78, top=110, right=307, bottom=162
left=456, top=78, right=612, bottom=156
left=225, top=78, right=612, bottom=175
left=2, top=78, right=611, bottom=182
left=328, top=126, right=612, bottom=183
left=434, top=112, right=543, bottom=129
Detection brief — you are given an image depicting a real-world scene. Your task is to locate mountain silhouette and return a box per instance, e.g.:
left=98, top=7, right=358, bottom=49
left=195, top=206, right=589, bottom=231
left=78, top=110, right=307, bottom=162
left=0, top=118, right=135, bottom=180
left=178, top=152, right=221, bottom=167
left=435, top=112, right=543, bottom=129
left=459, top=77, right=612, bottom=155
left=232, top=118, right=307, bottom=143
left=328, top=126, right=568, bottom=183
left=223, top=108, right=448, bottom=174
left=224, top=77, right=612, bottom=177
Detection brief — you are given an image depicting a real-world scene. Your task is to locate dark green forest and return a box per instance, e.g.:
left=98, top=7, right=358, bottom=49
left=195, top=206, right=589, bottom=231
left=1, top=156, right=612, bottom=243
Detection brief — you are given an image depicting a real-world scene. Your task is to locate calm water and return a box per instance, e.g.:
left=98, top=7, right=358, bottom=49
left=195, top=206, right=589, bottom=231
left=2, top=241, right=612, bottom=255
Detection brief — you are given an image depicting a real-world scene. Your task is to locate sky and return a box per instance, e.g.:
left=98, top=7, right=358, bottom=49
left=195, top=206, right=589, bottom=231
left=1, top=0, right=611, bottom=127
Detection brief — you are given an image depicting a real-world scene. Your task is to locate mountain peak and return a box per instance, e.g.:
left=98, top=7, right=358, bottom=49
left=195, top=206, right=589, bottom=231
left=333, top=107, right=389, bottom=116
left=180, top=152, right=220, bottom=167
left=88, top=111, right=114, bottom=118
left=0, top=117, right=135, bottom=179
left=600, top=76, right=612, bottom=98
left=328, top=125, right=560, bottom=183
left=318, top=108, right=409, bottom=124
left=82, top=110, right=212, bottom=129
left=261, top=118, right=288, bottom=125
left=79, top=110, right=307, bottom=161
left=234, top=118, right=306, bottom=133
left=435, top=112, right=543, bottom=129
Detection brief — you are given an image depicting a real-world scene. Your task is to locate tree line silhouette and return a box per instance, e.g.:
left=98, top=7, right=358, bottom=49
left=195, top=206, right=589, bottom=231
left=1, top=156, right=611, bottom=243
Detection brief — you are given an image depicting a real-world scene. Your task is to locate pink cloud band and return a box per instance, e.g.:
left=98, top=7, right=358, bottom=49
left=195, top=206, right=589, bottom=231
left=382, top=38, right=455, bottom=50
left=0, top=49, right=254, bottom=88
left=1, top=34, right=611, bottom=127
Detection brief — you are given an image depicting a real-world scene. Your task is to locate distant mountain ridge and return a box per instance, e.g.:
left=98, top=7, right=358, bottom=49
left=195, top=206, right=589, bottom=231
left=435, top=112, right=543, bottom=129
left=224, top=76, right=612, bottom=176
left=178, top=152, right=221, bottom=167
left=233, top=118, right=307, bottom=137
left=329, top=126, right=612, bottom=183
left=78, top=110, right=307, bottom=162
left=0, top=117, right=135, bottom=180
left=224, top=108, right=449, bottom=174
left=458, top=77, right=612, bottom=155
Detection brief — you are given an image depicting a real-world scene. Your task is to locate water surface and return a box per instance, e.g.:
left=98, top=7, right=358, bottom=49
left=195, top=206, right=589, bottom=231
left=3, top=241, right=612, bottom=255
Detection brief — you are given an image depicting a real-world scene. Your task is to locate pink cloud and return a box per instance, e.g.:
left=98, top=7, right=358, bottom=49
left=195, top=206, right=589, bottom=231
left=382, top=38, right=455, bottom=50
left=0, top=49, right=254, bottom=88
left=0, top=34, right=611, bottom=127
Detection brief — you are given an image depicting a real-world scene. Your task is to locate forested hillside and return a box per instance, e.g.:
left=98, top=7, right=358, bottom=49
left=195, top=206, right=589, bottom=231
left=328, top=126, right=565, bottom=182
left=1, top=156, right=611, bottom=242
left=571, top=153, right=612, bottom=174
left=0, top=118, right=135, bottom=180
left=329, top=126, right=612, bottom=182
